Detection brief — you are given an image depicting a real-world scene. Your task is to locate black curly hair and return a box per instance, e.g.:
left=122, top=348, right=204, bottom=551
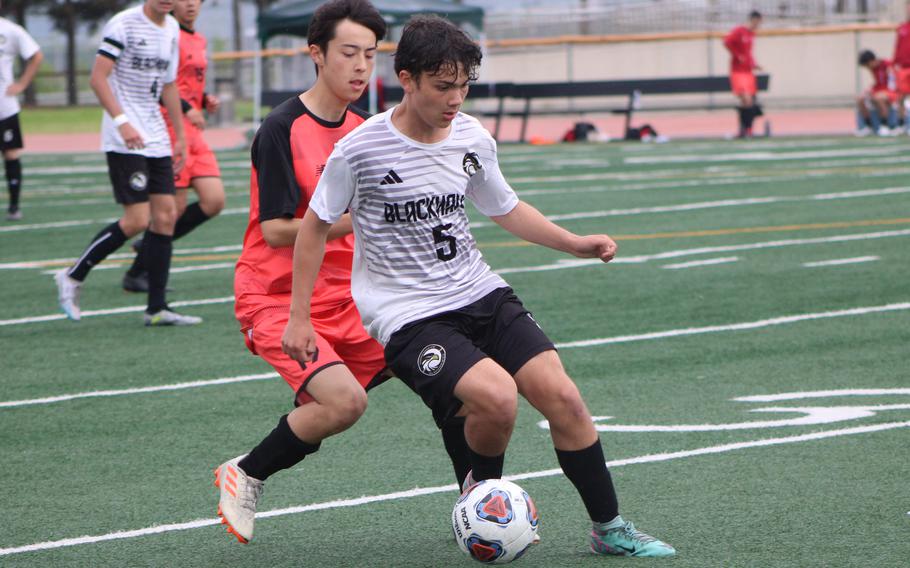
left=394, top=15, right=482, bottom=82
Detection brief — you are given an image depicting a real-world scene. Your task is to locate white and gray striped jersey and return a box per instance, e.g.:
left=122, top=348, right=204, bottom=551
left=97, top=7, right=178, bottom=158
left=0, top=17, right=40, bottom=121
left=310, top=109, right=519, bottom=345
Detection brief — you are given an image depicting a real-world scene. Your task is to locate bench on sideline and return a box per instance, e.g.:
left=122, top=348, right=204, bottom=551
left=262, top=74, right=770, bottom=142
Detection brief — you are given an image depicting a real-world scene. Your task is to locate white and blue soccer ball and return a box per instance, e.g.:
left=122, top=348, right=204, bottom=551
left=452, top=479, right=539, bottom=564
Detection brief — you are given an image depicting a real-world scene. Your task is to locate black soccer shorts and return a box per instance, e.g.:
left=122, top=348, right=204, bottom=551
left=106, top=152, right=175, bottom=205
left=0, top=113, right=24, bottom=151
left=384, top=287, right=555, bottom=428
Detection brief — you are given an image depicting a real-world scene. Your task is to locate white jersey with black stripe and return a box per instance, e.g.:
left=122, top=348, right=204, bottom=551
left=97, top=7, right=178, bottom=158
left=310, top=109, right=519, bottom=345
left=0, top=17, right=40, bottom=121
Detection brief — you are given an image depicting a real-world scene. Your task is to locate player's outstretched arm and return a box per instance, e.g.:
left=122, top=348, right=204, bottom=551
left=6, top=50, right=43, bottom=96
left=261, top=213, right=353, bottom=248
left=90, top=55, right=144, bottom=150
left=282, top=209, right=333, bottom=363
left=490, top=200, right=617, bottom=263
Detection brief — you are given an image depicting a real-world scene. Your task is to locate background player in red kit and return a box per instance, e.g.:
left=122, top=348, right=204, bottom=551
left=122, top=0, right=225, bottom=292
left=724, top=10, right=763, bottom=138
left=856, top=49, right=897, bottom=136
left=212, top=0, right=470, bottom=544
left=892, top=2, right=910, bottom=132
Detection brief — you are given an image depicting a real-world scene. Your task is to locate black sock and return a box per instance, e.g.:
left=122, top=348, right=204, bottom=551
left=68, top=221, right=128, bottom=281
left=468, top=447, right=504, bottom=482
left=5, top=158, right=21, bottom=212
left=143, top=230, right=172, bottom=313
left=441, top=416, right=472, bottom=488
left=744, top=106, right=758, bottom=129
left=737, top=107, right=748, bottom=133
left=126, top=236, right=148, bottom=277
left=864, top=115, right=875, bottom=128
left=752, top=103, right=764, bottom=118
left=238, top=414, right=321, bottom=481
left=556, top=440, right=619, bottom=523
left=173, top=202, right=211, bottom=240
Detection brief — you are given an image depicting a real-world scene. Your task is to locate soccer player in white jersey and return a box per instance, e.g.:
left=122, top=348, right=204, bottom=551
left=283, top=15, right=676, bottom=557
left=0, top=4, right=43, bottom=221
left=55, top=0, right=201, bottom=326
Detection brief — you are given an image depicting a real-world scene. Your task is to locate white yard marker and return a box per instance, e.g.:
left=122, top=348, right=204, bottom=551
left=661, top=256, right=739, bottom=270
left=802, top=256, right=879, bottom=267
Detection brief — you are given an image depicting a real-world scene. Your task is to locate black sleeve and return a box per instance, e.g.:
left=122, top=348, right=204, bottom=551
left=253, top=116, right=301, bottom=222
left=158, top=97, right=193, bottom=113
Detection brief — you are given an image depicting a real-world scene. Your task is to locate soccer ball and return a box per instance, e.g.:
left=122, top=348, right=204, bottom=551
left=452, top=479, right=539, bottom=564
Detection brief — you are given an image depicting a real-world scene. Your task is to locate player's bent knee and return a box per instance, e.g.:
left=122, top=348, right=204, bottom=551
left=326, top=387, right=368, bottom=428
left=202, top=194, right=225, bottom=216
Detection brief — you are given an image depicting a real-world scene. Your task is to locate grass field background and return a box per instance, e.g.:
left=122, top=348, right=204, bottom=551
left=1, top=136, right=909, bottom=567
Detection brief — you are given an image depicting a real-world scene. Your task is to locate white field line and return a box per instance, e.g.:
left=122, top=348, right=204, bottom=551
left=0, top=296, right=234, bottom=327
left=555, top=301, right=910, bottom=349
left=1, top=420, right=906, bottom=558
left=40, top=261, right=236, bottom=275
left=736, top=389, right=910, bottom=402
left=0, top=208, right=247, bottom=234
left=623, top=146, right=905, bottom=165
left=4, top=228, right=910, bottom=325
left=470, top=186, right=910, bottom=228
left=2, top=301, right=908, bottom=408
left=0, top=244, right=242, bottom=270
left=24, top=160, right=251, bottom=177
left=802, top=256, right=879, bottom=267
left=0, top=373, right=279, bottom=409
left=8, top=181, right=908, bottom=235
left=661, top=256, right=739, bottom=270
left=498, top=228, right=910, bottom=275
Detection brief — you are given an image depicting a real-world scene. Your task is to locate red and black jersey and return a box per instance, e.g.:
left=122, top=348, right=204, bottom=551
left=175, top=24, right=207, bottom=110
left=724, top=25, right=756, bottom=73
left=234, top=96, right=369, bottom=323
left=894, top=22, right=910, bottom=67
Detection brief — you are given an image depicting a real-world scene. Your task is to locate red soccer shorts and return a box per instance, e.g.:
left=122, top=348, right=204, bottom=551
left=169, top=118, right=221, bottom=188
left=242, top=300, right=388, bottom=406
left=870, top=87, right=899, bottom=104
left=895, top=68, right=910, bottom=95
left=730, top=71, right=757, bottom=96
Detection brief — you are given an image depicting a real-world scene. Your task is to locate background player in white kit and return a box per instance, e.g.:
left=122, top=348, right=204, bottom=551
left=0, top=4, right=43, bottom=221
left=283, top=15, right=675, bottom=558
left=55, top=0, right=200, bottom=326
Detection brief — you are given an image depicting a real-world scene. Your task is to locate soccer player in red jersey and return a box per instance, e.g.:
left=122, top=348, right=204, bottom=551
left=856, top=50, right=898, bottom=136
left=892, top=3, right=910, bottom=131
left=213, top=0, right=470, bottom=544
left=122, top=0, right=226, bottom=292
left=724, top=10, right=763, bottom=138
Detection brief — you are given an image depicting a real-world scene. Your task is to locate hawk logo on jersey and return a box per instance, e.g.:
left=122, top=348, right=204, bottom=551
left=0, top=36, right=7, bottom=46
left=462, top=152, right=482, bottom=177
left=129, top=172, right=148, bottom=191
left=418, top=344, right=446, bottom=376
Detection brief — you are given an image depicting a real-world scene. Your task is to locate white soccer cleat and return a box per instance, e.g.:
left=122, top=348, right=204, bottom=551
left=877, top=125, right=894, bottom=137
left=143, top=308, right=202, bottom=326
left=6, top=209, right=22, bottom=221
left=55, top=270, right=82, bottom=321
left=214, top=456, right=263, bottom=544
left=854, top=126, right=873, bottom=137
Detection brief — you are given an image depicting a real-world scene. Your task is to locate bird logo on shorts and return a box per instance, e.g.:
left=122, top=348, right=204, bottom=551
left=2, top=130, right=12, bottom=143
left=462, top=152, right=483, bottom=177
left=418, top=344, right=446, bottom=376
left=129, top=172, right=148, bottom=191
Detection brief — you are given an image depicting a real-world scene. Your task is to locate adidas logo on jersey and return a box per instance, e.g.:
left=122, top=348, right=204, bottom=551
left=379, top=170, right=403, bottom=185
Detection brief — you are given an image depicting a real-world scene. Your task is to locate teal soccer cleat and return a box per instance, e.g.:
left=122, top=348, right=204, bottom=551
left=590, top=517, right=676, bottom=557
